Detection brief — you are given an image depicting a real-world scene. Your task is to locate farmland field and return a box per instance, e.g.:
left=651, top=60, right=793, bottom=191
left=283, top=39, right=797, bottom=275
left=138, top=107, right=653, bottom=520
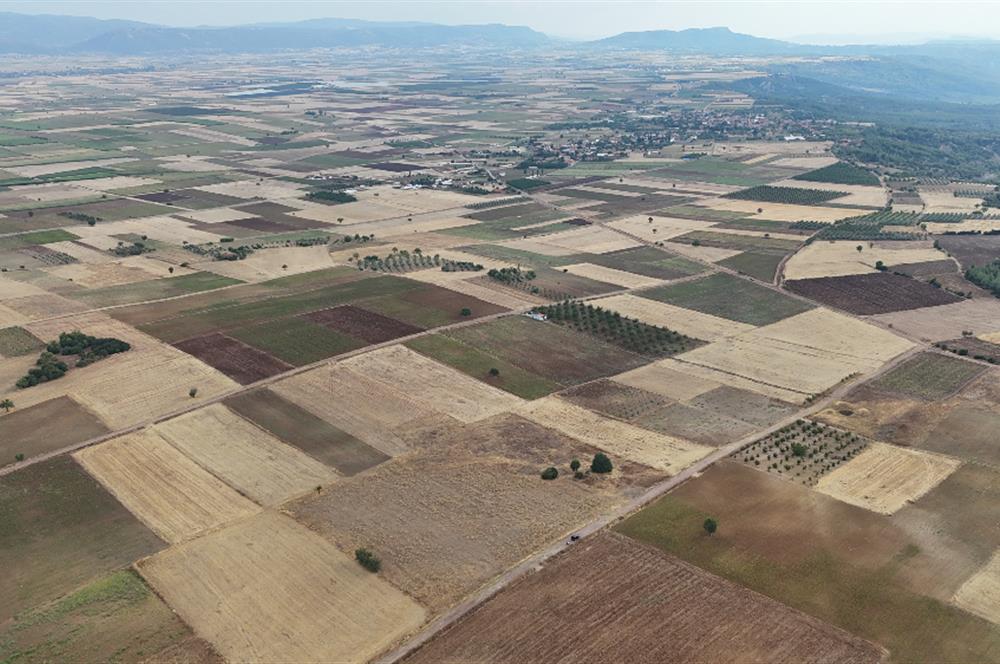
left=406, top=533, right=885, bottom=664
left=784, top=273, right=961, bottom=314
left=174, top=332, right=292, bottom=383
left=867, top=351, right=986, bottom=400
left=138, top=511, right=426, bottom=663
left=643, top=272, right=813, bottom=325
left=0, top=395, right=109, bottom=465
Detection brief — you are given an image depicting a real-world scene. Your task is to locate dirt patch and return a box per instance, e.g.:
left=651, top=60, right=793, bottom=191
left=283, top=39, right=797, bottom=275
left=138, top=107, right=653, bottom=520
left=304, top=304, right=423, bottom=343
left=137, top=511, right=426, bottom=664
left=405, top=532, right=885, bottom=664
left=225, top=388, right=389, bottom=476
left=784, top=273, right=960, bottom=314
left=0, top=395, right=109, bottom=465
left=559, top=379, right=668, bottom=420
left=174, top=332, right=292, bottom=384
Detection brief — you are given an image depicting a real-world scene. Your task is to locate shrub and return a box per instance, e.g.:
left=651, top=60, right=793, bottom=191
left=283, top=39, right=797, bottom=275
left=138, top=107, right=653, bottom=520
left=541, top=467, right=558, bottom=480
left=590, top=453, right=613, bottom=474
left=570, top=459, right=581, bottom=472
left=460, top=307, right=472, bottom=316
left=355, top=548, right=381, bottom=573
left=189, top=387, right=198, bottom=398
left=703, top=518, right=718, bottom=535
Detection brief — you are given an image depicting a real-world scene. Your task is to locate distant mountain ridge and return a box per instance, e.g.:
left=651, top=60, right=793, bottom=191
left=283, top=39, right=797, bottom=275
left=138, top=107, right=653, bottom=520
left=589, top=26, right=807, bottom=54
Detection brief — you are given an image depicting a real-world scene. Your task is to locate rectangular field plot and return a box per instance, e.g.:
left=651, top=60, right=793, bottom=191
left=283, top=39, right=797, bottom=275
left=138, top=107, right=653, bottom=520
left=174, top=332, right=292, bottom=384
left=137, top=511, right=426, bottom=664
left=228, top=315, right=366, bottom=365
left=154, top=404, right=338, bottom=506
left=304, top=304, right=423, bottom=343
left=952, top=552, right=1000, bottom=626
left=0, top=325, right=44, bottom=357
left=0, top=570, right=196, bottom=664
left=559, top=262, right=663, bottom=288
left=406, top=533, right=885, bottom=664
left=446, top=316, right=648, bottom=387
left=814, top=442, right=960, bottom=514
left=74, top=430, right=259, bottom=543
left=0, top=396, right=109, bottom=465
left=289, top=454, right=615, bottom=611
left=516, top=396, right=710, bottom=474
left=784, top=273, right=961, bottom=315
left=589, top=293, right=755, bottom=341
left=868, top=352, right=986, bottom=400
left=644, top=272, right=813, bottom=326
left=341, top=345, right=524, bottom=423
left=225, top=388, right=390, bottom=476
left=405, top=333, right=560, bottom=400
left=0, top=456, right=165, bottom=623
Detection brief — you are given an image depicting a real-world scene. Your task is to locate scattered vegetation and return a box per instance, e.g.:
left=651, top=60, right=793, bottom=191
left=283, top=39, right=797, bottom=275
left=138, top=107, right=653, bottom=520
left=486, top=266, right=536, bottom=284
left=16, top=331, right=130, bottom=388
left=738, top=419, right=868, bottom=486
left=812, top=211, right=925, bottom=242
left=965, top=260, right=1000, bottom=297
left=306, top=190, right=357, bottom=204
left=110, top=241, right=154, bottom=257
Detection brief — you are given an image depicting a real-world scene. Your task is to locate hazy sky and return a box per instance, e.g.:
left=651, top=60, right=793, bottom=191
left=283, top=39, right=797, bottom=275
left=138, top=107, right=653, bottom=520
left=3, top=1, right=1000, bottom=42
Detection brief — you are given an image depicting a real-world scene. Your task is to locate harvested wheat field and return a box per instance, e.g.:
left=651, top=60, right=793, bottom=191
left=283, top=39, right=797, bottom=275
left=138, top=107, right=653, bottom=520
left=590, top=293, right=754, bottom=341
left=814, top=442, right=961, bottom=514
left=701, top=198, right=867, bottom=222
left=871, top=299, right=1000, bottom=343
left=289, top=453, right=614, bottom=611
left=612, top=360, right=722, bottom=401
left=341, top=345, right=523, bottom=423
left=405, top=532, right=885, bottom=664
left=197, top=245, right=335, bottom=282
left=137, top=511, right=426, bottom=664
left=952, top=551, right=1000, bottom=626
left=560, top=262, right=662, bottom=288
left=74, top=430, right=259, bottom=543
left=154, top=404, right=338, bottom=506
left=271, top=363, right=435, bottom=456
left=516, top=396, right=710, bottom=474
left=784, top=241, right=948, bottom=280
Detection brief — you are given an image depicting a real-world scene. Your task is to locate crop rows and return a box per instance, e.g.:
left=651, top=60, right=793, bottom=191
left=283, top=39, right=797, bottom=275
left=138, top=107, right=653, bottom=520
left=813, top=211, right=926, bottom=241
left=793, top=162, right=880, bottom=186
left=464, top=196, right=528, bottom=210
left=737, top=419, right=868, bottom=486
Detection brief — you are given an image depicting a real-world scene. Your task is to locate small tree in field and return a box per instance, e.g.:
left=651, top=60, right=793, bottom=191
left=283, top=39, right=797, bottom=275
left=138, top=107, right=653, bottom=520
left=570, top=459, right=581, bottom=472
left=0, top=398, right=13, bottom=413
left=488, top=367, right=500, bottom=377
left=460, top=307, right=472, bottom=317
left=703, top=518, right=718, bottom=535
left=355, top=548, right=381, bottom=573
left=541, top=467, right=558, bottom=480
left=591, top=453, right=613, bottom=474
left=189, top=387, right=198, bottom=398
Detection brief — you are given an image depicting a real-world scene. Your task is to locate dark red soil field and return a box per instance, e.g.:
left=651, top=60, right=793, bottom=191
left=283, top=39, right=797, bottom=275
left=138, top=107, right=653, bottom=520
left=364, top=162, right=423, bottom=172
left=174, top=333, right=292, bottom=384
left=785, top=273, right=960, bottom=314
left=304, top=305, right=424, bottom=343
left=405, top=532, right=885, bottom=664
left=936, top=234, right=1000, bottom=270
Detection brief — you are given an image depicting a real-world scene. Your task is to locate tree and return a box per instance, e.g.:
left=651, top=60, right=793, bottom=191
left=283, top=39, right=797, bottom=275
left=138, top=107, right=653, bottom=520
left=590, top=453, right=613, bottom=474
left=856, top=245, right=863, bottom=253
left=15, top=453, right=24, bottom=462
left=541, top=467, right=558, bottom=480
left=0, top=399, right=12, bottom=413
left=488, top=367, right=500, bottom=377
left=460, top=307, right=472, bottom=317
left=189, top=387, right=198, bottom=398
left=570, top=459, right=580, bottom=472
left=355, top=548, right=381, bottom=573
left=703, top=518, right=718, bottom=535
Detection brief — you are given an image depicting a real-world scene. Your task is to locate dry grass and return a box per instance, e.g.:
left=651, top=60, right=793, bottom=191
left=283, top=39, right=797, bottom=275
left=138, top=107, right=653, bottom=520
left=74, top=430, right=259, bottom=543
left=784, top=241, right=948, bottom=280
left=872, top=299, right=1000, bottom=343
left=154, top=404, right=338, bottom=506
left=952, top=551, right=1000, bottom=626
left=560, top=262, right=662, bottom=288
left=612, top=360, right=721, bottom=401
left=341, top=345, right=524, bottom=423
left=814, top=442, right=961, bottom=514
left=196, top=245, right=335, bottom=282
left=700, top=198, right=867, bottom=222
left=137, top=511, right=426, bottom=663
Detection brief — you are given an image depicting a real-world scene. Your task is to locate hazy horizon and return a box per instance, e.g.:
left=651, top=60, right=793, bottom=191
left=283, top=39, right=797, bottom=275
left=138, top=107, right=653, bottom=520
left=2, top=0, right=1000, bottom=43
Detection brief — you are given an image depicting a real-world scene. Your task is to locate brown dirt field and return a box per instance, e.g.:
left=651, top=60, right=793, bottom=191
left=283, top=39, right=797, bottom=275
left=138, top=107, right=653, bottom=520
left=405, top=532, right=886, bottom=664
left=936, top=234, right=1000, bottom=270
left=225, top=388, right=390, bottom=476
left=74, top=430, right=260, bottom=544
left=174, top=332, right=292, bottom=384
left=288, top=452, right=617, bottom=612
left=137, top=511, right=426, bottom=664
left=342, top=345, right=524, bottom=423
left=559, top=379, right=669, bottom=420
left=814, top=442, right=961, bottom=515
left=0, top=456, right=165, bottom=623
left=0, top=395, right=109, bottom=465
left=304, top=304, right=423, bottom=343
left=784, top=273, right=960, bottom=315
left=154, top=404, right=339, bottom=507
left=871, top=299, right=1000, bottom=342
left=399, top=283, right=508, bottom=320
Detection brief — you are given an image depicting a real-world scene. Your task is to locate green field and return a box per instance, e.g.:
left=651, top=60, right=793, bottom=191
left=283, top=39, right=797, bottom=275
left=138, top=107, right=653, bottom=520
left=717, top=251, right=785, bottom=283
left=229, top=316, right=366, bottom=365
left=641, top=272, right=813, bottom=325
left=794, top=162, right=880, bottom=186
left=406, top=333, right=560, bottom=399
left=68, top=271, right=243, bottom=308
left=0, top=229, right=78, bottom=251
left=868, top=352, right=986, bottom=400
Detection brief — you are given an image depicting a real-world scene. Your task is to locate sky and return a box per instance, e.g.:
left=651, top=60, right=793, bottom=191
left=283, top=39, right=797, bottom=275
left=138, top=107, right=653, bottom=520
left=2, top=1, right=1000, bottom=42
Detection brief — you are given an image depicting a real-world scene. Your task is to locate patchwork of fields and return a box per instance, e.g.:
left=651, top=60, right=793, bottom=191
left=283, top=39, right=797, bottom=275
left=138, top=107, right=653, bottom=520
left=2, top=45, right=998, bottom=664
